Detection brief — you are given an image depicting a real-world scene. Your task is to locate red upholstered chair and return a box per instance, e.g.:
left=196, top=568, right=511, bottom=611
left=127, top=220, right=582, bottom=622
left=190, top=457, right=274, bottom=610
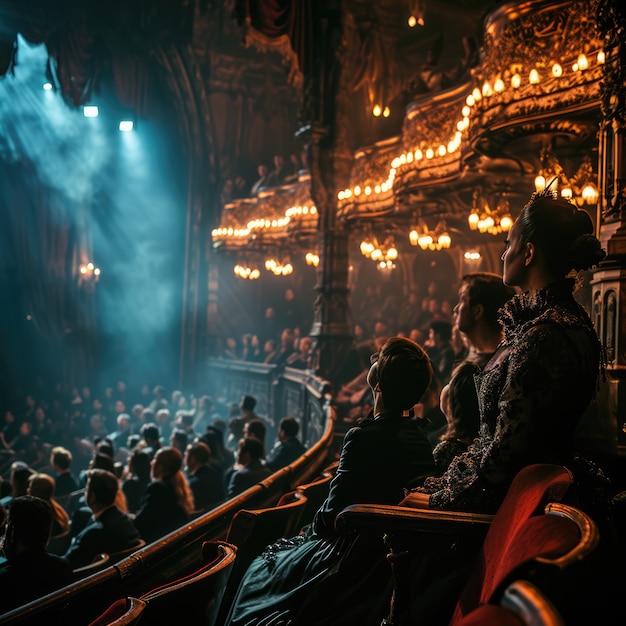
left=451, top=501, right=598, bottom=625
left=87, top=598, right=146, bottom=626
left=87, top=541, right=236, bottom=626
left=335, top=464, right=579, bottom=626
left=138, top=540, right=236, bottom=625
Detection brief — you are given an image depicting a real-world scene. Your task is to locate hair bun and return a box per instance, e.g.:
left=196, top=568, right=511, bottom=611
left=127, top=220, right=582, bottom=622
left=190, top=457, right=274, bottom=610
left=567, top=233, right=606, bottom=271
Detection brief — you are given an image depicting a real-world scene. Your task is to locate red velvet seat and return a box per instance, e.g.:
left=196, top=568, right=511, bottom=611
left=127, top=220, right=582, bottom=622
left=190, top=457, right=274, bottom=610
left=88, top=541, right=236, bottom=626
left=87, top=597, right=146, bottom=626
left=335, top=464, right=586, bottom=625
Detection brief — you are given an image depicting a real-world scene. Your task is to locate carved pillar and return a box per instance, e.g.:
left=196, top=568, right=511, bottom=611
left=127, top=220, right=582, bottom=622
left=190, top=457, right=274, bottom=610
left=303, top=3, right=355, bottom=383
left=590, top=0, right=626, bottom=452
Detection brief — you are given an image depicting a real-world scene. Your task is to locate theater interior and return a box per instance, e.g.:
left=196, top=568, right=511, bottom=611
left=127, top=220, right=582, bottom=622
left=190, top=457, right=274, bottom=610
left=0, top=0, right=625, bottom=623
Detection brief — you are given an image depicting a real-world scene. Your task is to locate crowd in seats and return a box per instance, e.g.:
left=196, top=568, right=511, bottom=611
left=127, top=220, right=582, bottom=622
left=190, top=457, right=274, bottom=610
left=0, top=375, right=311, bottom=615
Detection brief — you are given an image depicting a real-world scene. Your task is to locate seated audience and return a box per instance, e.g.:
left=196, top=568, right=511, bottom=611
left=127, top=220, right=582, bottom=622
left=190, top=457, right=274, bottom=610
left=0, top=496, right=73, bottom=613
left=265, top=417, right=306, bottom=472
left=227, top=437, right=272, bottom=498
left=285, top=336, right=312, bottom=369
left=64, top=469, right=140, bottom=569
left=184, top=442, right=225, bottom=512
left=0, top=461, right=34, bottom=508
left=27, top=473, right=70, bottom=540
left=121, top=448, right=151, bottom=514
left=227, top=395, right=259, bottom=450
left=49, top=446, right=79, bottom=503
left=134, top=447, right=194, bottom=543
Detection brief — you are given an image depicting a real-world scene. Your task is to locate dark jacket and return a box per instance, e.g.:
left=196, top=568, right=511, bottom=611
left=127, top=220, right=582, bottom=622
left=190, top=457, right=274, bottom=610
left=188, top=464, right=225, bottom=511
left=0, top=548, right=73, bottom=614
left=227, top=460, right=272, bottom=498
left=64, top=505, right=140, bottom=569
left=312, top=414, right=435, bottom=538
left=134, top=480, right=188, bottom=543
left=265, top=438, right=306, bottom=473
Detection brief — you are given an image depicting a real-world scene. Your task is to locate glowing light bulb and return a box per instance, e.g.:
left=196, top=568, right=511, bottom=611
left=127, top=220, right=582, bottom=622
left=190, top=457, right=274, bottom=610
left=373, top=104, right=382, bottom=117
left=511, top=73, right=521, bottom=89
left=552, top=63, right=563, bottom=77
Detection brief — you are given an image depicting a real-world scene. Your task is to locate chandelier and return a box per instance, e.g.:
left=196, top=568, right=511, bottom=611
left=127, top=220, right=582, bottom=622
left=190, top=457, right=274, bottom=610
left=79, top=262, right=101, bottom=282
left=234, top=262, right=260, bottom=280
left=265, top=256, right=293, bottom=276
left=360, top=234, right=398, bottom=269
left=305, top=251, right=319, bottom=267
left=409, top=219, right=452, bottom=250
left=556, top=156, right=599, bottom=206
left=467, top=190, right=513, bottom=235
left=534, top=146, right=599, bottom=206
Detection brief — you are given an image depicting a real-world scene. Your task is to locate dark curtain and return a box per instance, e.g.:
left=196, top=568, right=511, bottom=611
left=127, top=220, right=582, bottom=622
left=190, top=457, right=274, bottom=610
left=237, top=0, right=315, bottom=78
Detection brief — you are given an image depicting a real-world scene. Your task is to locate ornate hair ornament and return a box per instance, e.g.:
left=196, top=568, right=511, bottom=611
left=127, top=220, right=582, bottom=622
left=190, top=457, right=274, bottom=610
left=522, top=176, right=561, bottom=211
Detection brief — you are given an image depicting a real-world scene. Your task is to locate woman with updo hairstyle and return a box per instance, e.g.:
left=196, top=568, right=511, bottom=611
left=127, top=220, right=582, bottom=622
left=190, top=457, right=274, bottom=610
left=133, top=446, right=194, bottom=543
left=410, top=184, right=606, bottom=514
left=223, top=337, right=435, bottom=626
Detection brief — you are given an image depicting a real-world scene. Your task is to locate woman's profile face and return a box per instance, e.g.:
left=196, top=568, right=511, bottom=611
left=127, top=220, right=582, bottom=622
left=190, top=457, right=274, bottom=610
left=501, top=218, right=527, bottom=287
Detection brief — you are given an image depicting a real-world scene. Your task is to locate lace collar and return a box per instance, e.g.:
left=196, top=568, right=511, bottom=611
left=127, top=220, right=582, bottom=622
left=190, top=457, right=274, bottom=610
left=498, top=279, right=577, bottom=342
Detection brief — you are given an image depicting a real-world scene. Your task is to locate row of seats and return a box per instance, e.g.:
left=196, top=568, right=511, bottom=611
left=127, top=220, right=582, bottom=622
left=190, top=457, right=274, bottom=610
left=87, top=463, right=605, bottom=626
left=87, top=462, right=338, bottom=626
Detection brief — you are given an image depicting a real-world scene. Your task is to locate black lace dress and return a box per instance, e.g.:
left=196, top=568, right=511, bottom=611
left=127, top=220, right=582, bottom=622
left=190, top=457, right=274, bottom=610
left=415, top=279, right=602, bottom=513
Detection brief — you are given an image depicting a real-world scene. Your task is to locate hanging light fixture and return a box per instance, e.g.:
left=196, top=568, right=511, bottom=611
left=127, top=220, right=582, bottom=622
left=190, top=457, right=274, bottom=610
left=305, top=251, right=320, bottom=267
left=468, top=189, right=513, bottom=235
left=79, top=262, right=101, bottom=283
left=409, top=219, right=452, bottom=250
left=234, top=258, right=260, bottom=280
left=360, top=233, right=398, bottom=269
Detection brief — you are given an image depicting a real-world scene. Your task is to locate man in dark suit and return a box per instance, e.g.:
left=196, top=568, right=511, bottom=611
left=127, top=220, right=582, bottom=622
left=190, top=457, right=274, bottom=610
left=227, top=438, right=271, bottom=498
left=184, top=441, right=225, bottom=512
left=0, top=496, right=73, bottom=613
left=64, top=469, right=140, bottom=569
left=265, top=417, right=306, bottom=472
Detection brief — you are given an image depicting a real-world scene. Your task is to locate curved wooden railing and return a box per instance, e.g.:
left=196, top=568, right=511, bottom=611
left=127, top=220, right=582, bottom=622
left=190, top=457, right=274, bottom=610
left=0, top=363, right=336, bottom=626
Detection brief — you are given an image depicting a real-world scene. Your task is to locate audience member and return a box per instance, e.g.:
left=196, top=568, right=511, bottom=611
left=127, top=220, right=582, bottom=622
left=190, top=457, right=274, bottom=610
left=0, top=496, right=73, bottom=613
left=0, top=461, right=34, bottom=508
left=184, top=442, right=225, bottom=512
left=410, top=187, right=606, bottom=513
left=121, top=448, right=152, bottom=514
left=224, top=336, right=435, bottom=626
left=424, top=320, right=455, bottom=384
left=265, top=417, right=306, bottom=472
left=265, top=154, right=288, bottom=187
left=27, top=473, right=70, bottom=540
left=64, top=469, right=140, bottom=569
left=140, top=423, right=162, bottom=460
left=286, top=336, right=312, bottom=369
left=227, top=395, right=259, bottom=450
left=50, top=446, right=79, bottom=500
left=170, top=428, right=189, bottom=456
left=134, top=447, right=194, bottom=543
left=250, top=163, right=269, bottom=195
left=243, top=418, right=267, bottom=455
left=227, top=438, right=272, bottom=498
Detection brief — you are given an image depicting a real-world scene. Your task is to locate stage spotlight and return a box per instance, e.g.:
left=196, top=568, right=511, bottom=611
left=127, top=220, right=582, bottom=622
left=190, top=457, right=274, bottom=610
left=83, top=105, right=99, bottom=118
left=119, top=120, right=134, bottom=132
